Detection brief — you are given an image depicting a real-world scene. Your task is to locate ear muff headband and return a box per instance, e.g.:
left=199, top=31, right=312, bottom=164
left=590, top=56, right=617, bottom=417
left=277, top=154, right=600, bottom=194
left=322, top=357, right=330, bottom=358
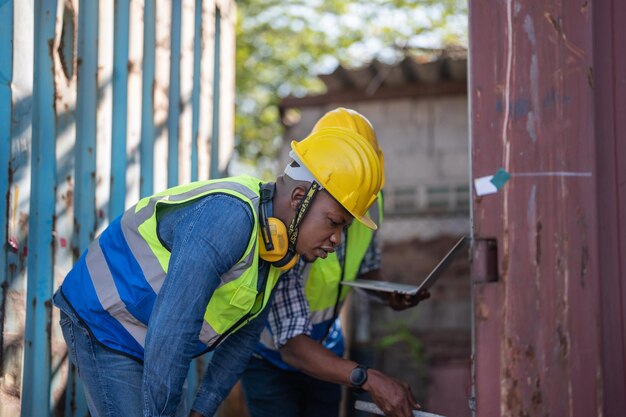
left=286, top=181, right=321, bottom=248
left=272, top=181, right=321, bottom=269
left=259, top=184, right=276, bottom=252
left=258, top=182, right=299, bottom=270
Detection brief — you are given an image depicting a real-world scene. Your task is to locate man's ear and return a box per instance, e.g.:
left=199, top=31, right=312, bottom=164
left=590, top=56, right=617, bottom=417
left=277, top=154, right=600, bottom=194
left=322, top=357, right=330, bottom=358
left=290, top=185, right=307, bottom=210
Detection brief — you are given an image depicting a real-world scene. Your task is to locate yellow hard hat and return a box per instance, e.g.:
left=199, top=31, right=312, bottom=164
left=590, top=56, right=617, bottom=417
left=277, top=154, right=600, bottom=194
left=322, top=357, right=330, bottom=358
left=291, top=127, right=383, bottom=230
left=312, top=107, right=385, bottom=187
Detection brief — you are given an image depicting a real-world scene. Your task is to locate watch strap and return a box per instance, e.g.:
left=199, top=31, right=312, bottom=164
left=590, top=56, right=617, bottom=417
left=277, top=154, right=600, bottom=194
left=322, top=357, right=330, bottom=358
left=349, top=364, right=369, bottom=392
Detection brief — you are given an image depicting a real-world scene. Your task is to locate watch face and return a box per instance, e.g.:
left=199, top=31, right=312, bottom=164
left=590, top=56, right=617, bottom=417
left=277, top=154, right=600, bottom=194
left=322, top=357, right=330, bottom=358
left=350, top=366, right=368, bottom=387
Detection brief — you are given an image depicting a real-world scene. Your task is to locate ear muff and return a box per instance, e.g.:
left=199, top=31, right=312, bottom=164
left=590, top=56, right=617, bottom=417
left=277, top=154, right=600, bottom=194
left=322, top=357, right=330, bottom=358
left=259, top=217, right=288, bottom=263
left=258, top=183, right=299, bottom=271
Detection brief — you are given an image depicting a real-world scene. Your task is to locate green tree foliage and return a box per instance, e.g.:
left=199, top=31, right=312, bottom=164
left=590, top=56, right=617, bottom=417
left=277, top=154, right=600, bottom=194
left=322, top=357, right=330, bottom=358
left=234, top=0, right=467, bottom=174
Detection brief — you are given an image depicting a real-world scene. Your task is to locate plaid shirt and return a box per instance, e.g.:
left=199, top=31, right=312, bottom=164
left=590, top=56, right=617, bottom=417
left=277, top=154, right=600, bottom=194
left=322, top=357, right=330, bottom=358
left=267, top=231, right=381, bottom=348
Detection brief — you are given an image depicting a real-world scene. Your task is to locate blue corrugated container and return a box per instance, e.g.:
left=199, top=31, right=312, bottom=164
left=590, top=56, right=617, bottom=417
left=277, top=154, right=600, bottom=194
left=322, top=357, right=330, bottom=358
left=0, top=0, right=236, bottom=415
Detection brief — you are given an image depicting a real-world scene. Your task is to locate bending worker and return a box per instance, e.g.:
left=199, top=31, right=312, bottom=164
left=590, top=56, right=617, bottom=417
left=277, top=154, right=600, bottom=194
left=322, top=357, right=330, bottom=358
left=52, top=124, right=383, bottom=417
left=241, top=108, right=427, bottom=417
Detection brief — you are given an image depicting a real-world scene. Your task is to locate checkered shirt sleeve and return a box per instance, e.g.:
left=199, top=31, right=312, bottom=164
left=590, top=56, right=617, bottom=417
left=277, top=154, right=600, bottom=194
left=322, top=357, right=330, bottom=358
left=268, top=230, right=381, bottom=348
left=267, top=260, right=313, bottom=349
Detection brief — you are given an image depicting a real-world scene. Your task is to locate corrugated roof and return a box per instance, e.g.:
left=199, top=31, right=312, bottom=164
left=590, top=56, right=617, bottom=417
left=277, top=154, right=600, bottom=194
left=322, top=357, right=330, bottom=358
left=281, top=49, right=467, bottom=109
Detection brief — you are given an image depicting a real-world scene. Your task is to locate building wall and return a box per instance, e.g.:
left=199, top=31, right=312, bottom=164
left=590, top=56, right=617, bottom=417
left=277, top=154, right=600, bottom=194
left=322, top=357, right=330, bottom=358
left=0, top=1, right=236, bottom=415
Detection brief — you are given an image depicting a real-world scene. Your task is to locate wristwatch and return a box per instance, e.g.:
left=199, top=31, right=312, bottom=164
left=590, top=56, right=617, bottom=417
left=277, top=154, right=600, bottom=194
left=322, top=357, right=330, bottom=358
left=349, top=364, right=369, bottom=392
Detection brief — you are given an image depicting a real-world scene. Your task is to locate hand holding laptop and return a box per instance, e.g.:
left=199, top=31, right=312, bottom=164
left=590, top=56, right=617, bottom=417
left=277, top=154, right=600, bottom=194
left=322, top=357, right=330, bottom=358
left=387, top=288, right=431, bottom=310
left=367, top=288, right=431, bottom=311
left=341, top=237, right=469, bottom=304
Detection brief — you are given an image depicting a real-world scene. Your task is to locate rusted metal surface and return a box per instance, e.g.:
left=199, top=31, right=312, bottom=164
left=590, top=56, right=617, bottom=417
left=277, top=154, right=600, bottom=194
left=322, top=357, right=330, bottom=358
left=0, top=3, right=13, bottom=412
left=472, top=282, right=502, bottom=417
left=0, top=0, right=236, bottom=415
left=22, top=1, right=58, bottom=416
left=593, top=0, right=626, bottom=414
left=470, top=0, right=625, bottom=416
left=9, top=0, right=36, bottom=415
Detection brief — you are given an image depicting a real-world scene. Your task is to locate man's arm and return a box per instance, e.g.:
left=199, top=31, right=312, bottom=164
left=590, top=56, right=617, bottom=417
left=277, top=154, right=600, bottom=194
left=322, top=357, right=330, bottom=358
left=280, top=335, right=420, bottom=417
left=276, top=232, right=423, bottom=417
left=190, top=295, right=272, bottom=417
left=142, top=195, right=254, bottom=416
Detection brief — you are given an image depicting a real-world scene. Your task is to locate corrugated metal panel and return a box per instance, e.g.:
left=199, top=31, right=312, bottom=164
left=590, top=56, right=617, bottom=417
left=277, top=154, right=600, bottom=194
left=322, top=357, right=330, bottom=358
left=2, top=2, right=33, bottom=413
left=190, top=0, right=202, bottom=181
left=210, top=6, right=221, bottom=179
left=469, top=1, right=625, bottom=416
left=110, top=0, right=131, bottom=217
left=126, top=0, right=144, bottom=207
left=22, top=2, right=56, bottom=417
left=167, top=0, right=182, bottom=187
left=316, top=52, right=467, bottom=94
left=216, top=0, right=237, bottom=173
left=141, top=0, right=157, bottom=197
left=179, top=0, right=196, bottom=184
left=281, top=52, right=468, bottom=111
left=0, top=2, right=13, bottom=412
left=593, top=0, right=626, bottom=414
left=0, top=0, right=236, bottom=415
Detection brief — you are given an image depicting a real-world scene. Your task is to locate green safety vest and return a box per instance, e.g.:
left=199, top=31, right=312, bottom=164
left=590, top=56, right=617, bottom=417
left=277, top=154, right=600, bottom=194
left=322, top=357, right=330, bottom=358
left=63, top=175, right=281, bottom=357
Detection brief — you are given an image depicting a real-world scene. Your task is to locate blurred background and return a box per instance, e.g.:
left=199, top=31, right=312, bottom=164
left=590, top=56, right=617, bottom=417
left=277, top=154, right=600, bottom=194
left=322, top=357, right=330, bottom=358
left=2, top=0, right=625, bottom=416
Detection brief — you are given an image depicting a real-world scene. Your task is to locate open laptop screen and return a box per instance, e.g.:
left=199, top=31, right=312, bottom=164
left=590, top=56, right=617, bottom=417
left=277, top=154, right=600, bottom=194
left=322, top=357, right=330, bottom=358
left=340, top=236, right=469, bottom=295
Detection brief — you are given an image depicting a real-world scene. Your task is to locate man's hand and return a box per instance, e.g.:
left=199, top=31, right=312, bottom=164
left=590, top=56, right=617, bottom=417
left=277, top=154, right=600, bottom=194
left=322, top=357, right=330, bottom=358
left=371, top=289, right=430, bottom=311
left=363, top=368, right=420, bottom=417
left=388, top=289, right=430, bottom=311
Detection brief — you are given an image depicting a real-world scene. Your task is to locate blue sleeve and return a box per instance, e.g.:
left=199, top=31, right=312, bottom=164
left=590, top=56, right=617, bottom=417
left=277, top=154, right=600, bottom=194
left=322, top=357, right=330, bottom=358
left=190, top=292, right=273, bottom=416
left=142, top=194, right=254, bottom=417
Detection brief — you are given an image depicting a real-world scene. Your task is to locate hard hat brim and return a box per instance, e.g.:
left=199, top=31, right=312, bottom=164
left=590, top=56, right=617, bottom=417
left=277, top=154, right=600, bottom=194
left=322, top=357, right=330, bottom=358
left=357, top=213, right=378, bottom=230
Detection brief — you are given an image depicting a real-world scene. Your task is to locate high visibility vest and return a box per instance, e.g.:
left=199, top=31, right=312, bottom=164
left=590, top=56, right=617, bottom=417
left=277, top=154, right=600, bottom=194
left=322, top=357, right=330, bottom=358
left=60, top=175, right=281, bottom=360
left=254, top=193, right=383, bottom=370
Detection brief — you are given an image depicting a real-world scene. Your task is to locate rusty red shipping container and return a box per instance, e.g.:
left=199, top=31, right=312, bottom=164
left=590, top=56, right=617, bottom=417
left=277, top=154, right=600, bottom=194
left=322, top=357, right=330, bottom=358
left=469, top=0, right=625, bottom=416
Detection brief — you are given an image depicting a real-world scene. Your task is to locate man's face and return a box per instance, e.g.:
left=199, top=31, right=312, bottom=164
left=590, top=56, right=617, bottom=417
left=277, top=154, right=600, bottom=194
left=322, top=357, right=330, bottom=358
left=295, top=190, right=353, bottom=262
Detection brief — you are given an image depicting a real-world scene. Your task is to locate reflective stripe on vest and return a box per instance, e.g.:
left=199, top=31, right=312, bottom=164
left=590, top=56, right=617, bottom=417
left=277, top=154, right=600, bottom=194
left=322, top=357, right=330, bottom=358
left=78, top=175, right=280, bottom=353
left=304, top=192, right=383, bottom=326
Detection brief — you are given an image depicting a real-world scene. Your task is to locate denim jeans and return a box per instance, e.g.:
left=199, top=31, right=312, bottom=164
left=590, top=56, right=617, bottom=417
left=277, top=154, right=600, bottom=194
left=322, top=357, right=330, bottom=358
left=56, top=293, right=188, bottom=417
left=241, top=355, right=341, bottom=417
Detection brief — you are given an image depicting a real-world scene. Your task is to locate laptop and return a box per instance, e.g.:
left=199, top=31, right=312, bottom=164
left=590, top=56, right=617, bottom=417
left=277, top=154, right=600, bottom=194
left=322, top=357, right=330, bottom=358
left=340, top=236, right=469, bottom=295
